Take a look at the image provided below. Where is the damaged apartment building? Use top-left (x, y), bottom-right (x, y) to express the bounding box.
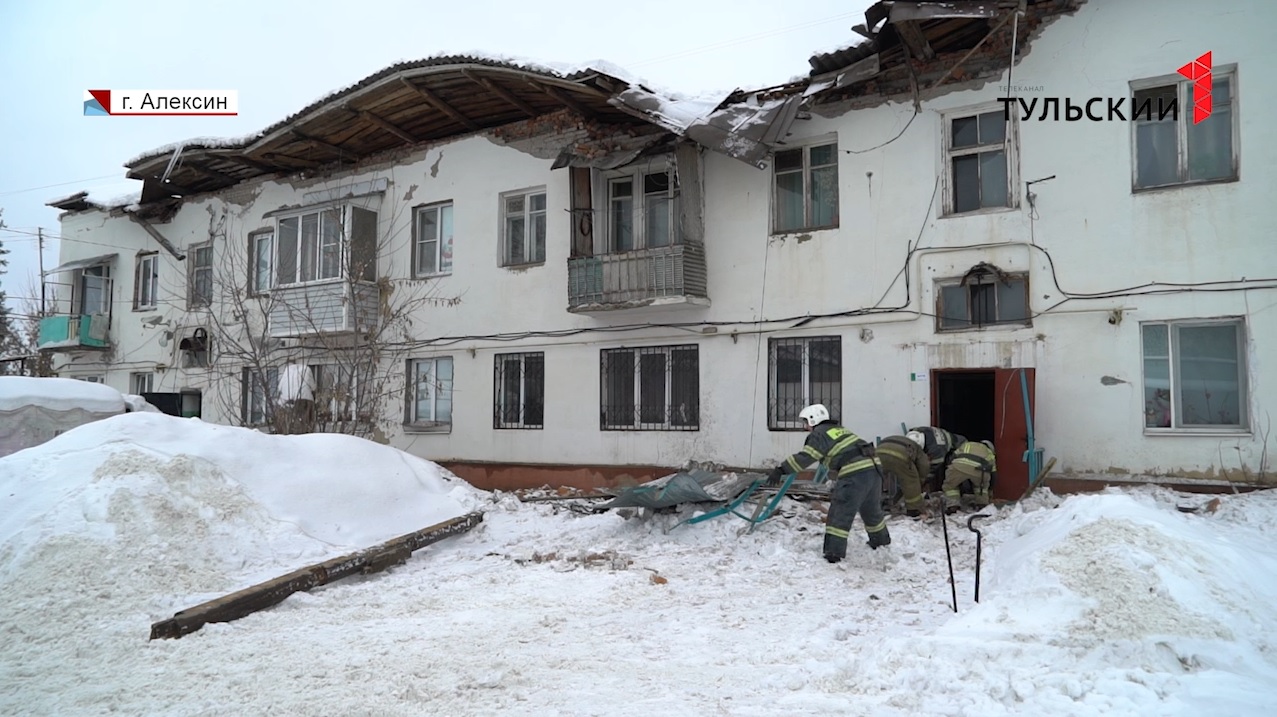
top-left (41, 0), bottom-right (1274, 494)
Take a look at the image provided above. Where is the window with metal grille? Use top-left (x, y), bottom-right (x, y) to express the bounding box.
top-left (600, 345), bottom-right (699, 430)
top-left (768, 336), bottom-right (841, 430)
top-left (493, 352), bottom-right (545, 429)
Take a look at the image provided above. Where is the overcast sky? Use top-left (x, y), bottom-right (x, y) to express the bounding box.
top-left (0, 0), bottom-right (873, 318)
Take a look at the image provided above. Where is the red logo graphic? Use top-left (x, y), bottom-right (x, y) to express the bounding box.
top-left (1177, 51), bottom-right (1212, 124)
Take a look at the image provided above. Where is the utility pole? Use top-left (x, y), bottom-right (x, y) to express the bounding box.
top-left (37, 228), bottom-right (46, 314)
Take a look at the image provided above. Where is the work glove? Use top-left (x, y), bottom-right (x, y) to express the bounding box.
top-left (764, 466), bottom-right (785, 487)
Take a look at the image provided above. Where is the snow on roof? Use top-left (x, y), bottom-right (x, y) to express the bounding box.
top-left (124, 51), bottom-right (701, 167)
top-left (45, 187), bottom-right (143, 212)
top-left (123, 133), bottom-right (268, 167)
top-left (0, 376), bottom-right (128, 414)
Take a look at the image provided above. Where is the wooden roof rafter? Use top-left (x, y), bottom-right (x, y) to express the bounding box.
top-left (398, 77), bottom-right (480, 131)
top-left (462, 70), bottom-right (539, 118)
top-left (345, 104), bottom-right (418, 144)
top-left (524, 79), bottom-right (590, 117)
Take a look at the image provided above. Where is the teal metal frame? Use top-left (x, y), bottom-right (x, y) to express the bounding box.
top-left (1019, 369), bottom-right (1046, 494)
top-left (670, 464), bottom-right (830, 533)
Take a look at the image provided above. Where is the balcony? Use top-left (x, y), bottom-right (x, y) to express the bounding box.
top-left (567, 244), bottom-right (709, 313)
top-left (267, 280), bottom-right (381, 339)
top-left (37, 314), bottom-right (110, 351)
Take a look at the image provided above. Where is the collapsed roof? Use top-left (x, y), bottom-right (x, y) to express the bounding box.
top-left (48, 0), bottom-right (1085, 215)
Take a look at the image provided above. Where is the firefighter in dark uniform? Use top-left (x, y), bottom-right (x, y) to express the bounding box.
top-left (942, 439), bottom-right (998, 513)
top-left (909, 425), bottom-right (967, 492)
top-left (875, 431), bottom-right (931, 518)
top-left (765, 404), bottom-right (891, 563)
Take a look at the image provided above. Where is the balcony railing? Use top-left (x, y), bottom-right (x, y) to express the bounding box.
top-left (37, 314), bottom-right (110, 350)
top-left (267, 280), bottom-right (381, 338)
top-left (567, 244), bottom-right (708, 311)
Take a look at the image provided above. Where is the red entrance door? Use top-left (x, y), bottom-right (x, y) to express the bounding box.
top-left (992, 367), bottom-right (1036, 500)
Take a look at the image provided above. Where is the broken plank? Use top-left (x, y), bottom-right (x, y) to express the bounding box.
top-left (517, 493), bottom-right (611, 502)
top-left (149, 511), bottom-right (483, 640)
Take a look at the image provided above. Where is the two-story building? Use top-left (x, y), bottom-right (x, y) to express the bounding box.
top-left (42, 0), bottom-right (1275, 496)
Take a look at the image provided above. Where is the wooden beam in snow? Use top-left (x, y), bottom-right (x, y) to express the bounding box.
top-left (149, 511), bottom-right (484, 640)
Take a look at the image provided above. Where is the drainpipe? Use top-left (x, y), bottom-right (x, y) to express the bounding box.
top-left (127, 213), bottom-right (187, 261)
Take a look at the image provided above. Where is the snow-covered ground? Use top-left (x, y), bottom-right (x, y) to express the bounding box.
top-left (2, 411), bottom-right (1276, 716)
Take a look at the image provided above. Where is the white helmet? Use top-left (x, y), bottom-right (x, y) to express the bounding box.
top-left (906, 430), bottom-right (926, 448)
top-left (982, 440), bottom-right (995, 451)
top-left (798, 404), bottom-right (830, 428)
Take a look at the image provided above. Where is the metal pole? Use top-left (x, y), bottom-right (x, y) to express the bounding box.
top-left (967, 514), bottom-right (990, 603)
top-left (940, 498), bottom-right (957, 612)
top-left (37, 228), bottom-right (46, 314)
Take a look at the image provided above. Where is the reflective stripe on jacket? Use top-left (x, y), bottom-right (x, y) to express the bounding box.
top-left (951, 441), bottom-right (997, 474)
top-left (877, 436), bottom-right (930, 479)
top-left (784, 422), bottom-right (881, 479)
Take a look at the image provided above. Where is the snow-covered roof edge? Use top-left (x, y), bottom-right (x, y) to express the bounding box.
top-left (125, 52), bottom-right (657, 166)
top-left (46, 188), bottom-right (143, 212)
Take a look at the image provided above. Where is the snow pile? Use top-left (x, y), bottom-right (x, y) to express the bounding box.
top-left (0, 376), bottom-right (127, 413)
top-left (2, 415), bottom-right (1276, 717)
top-left (0, 412), bottom-right (484, 591)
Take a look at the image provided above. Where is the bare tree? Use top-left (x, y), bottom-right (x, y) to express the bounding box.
top-left (0, 208), bottom-right (31, 375)
top-left (17, 276), bottom-right (54, 377)
top-left (188, 170), bottom-right (460, 441)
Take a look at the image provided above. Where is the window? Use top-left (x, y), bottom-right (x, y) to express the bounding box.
top-left (250, 231), bottom-right (274, 294)
top-left (605, 168), bottom-right (680, 253)
top-left (277, 209), bottom-right (341, 284)
top-left (134, 253), bottom-right (158, 310)
top-left (1142, 319), bottom-right (1248, 431)
top-left (189, 243), bottom-right (213, 308)
top-left (414, 202), bottom-right (454, 277)
top-left (242, 366), bottom-right (279, 426)
top-left (310, 362), bottom-right (374, 423)
top-left (768, 337), bottom-right (841, 430)
top-left (501, 190), bottom-right (547, 266)
top-left (936, 273), bottom-right (1030, 331)
top-left (494, 352), bottom-right (545, 429)
top-left (74, 375), bottom-right (105, 383)
top-left (600, 345), bottom-right (699, 431)
top-left (944, 109), bottom-right (1014, 214)
top-left (1132, 68), bottom-right (1237, 190)
top-left (273, 205), bottom-right (377, 285)
top-left (130, 372), bottom-right (154, 395)
top-left (179, 328), bottom-right (211, 368)
top-left (79, 265), bottom-right (111, 316)
top-left (772, 141), bottom-right (838, 233)
top-left (407, 357), bottom-right (454, 428)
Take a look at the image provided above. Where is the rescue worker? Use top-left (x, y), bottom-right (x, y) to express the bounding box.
top-left (942, 439), bottom-right (997, 514)
top-left (875, 431), bottom-right (931, 518)
top-left (764, 404), bottom-right (890, 563)
top-left (909, 425), bottom-right (967, 492)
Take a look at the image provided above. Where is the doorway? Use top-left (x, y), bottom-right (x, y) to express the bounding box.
top-left (933, 370), bottom-right (995, 444)
top-left (931, 367), bottom-right (1036, 500)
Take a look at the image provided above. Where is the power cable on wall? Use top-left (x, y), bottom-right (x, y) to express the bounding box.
top-left (746, 232), bottom-right (775, 468)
